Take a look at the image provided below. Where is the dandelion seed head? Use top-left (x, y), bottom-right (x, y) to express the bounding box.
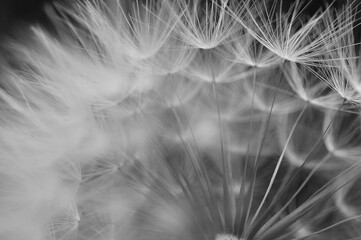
top-left (2, 0), bottom-right (361, 240)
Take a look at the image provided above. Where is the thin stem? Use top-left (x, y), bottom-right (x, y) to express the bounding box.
top-left (250, 103), bottom-right (308, 227)
top-left (208, 50), bottom-right (233, 232)
top-left (249, 99), bottom-right (347, 235)
top-left (241, 61), bottom-right (285, 239)
top-left (235, 68), bottom-right (257, 236)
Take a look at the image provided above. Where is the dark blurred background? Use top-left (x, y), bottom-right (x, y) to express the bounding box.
top-left (0, 0), bottom-right (53, 37)
top-left (0, 0), bottom-right (356, 38)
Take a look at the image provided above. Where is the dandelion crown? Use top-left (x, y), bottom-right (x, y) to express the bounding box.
top-left (1, 0), bottom-right (361, 239)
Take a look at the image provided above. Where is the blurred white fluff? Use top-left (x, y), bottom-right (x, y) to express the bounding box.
top-left (2, 0), bottom-right (361, 240)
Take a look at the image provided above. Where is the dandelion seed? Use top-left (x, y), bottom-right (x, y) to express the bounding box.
top-left (48, 202), bottom-right (80, 240)
top-left (217, 18), bottom-right (282, 68)
top-left (168, 0), bottom-right (239, 49)
top-left (313, 1), bottom-right (361, 106)
top-left (228, 0), bottom-right (341, 66)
